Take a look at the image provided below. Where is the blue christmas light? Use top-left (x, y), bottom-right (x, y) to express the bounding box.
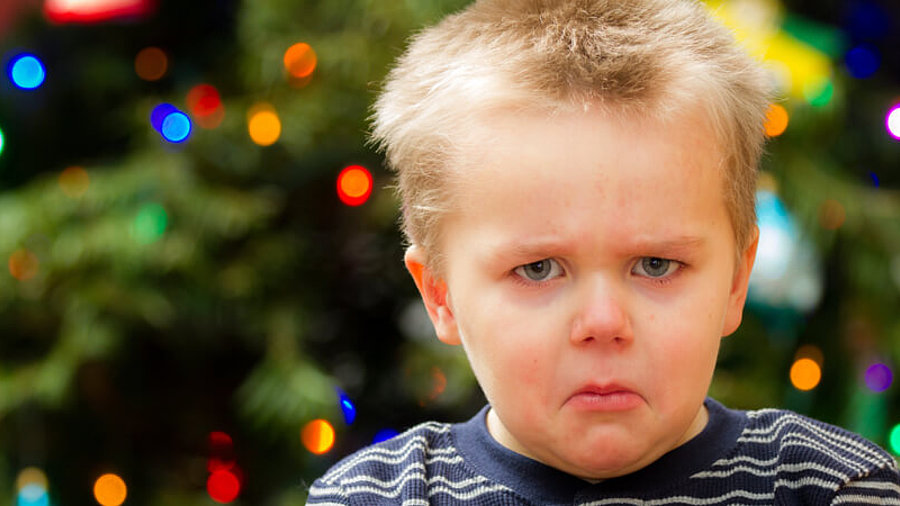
top-left (17, 483), bottom-right (49, 506)
top-left (150, 103), bottom-right (177, 132)
top-left (339, 392), bottom-right (357, 425)
top-left (869, 171), bottom-right (880, 187)
top-left (373, 429), bottom-right (399, 444)
top-left (161, 111), bottom-right (191, 143)
top-left (9, 54), bottom-right (45, 90)
top-left (845, 45), bottom-right (880, 79)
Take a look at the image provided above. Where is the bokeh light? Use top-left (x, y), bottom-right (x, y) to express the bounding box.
top-left (161, 111), bottom-right (191, 143)
top-left (150, 103), bottom-right (177, 132)
top-left (869, 171), bottom-right (880, 187)
top-left (301, 419), bottom-right (335, 454)
top-left (93, 473), bottom-right (127, 506)
top-left (44, 0), bottom-right (152, 23)
top-left (131, 203), bottom-right (167, 244)
top-left (207, 469), bottom-right (241, 503)
top-left (886, 105), bottom-right (900, 140)
top-left (337, 165), bottom-right (373, 206)
top-left (59, 166), bottom-right (90, 198)
top-left (186, 84), bottom-right (224, 129)
top-left (209, 431), bottom-right (233, 447)
top-left (134, 46), bottom-right (168, 81)
top-left (0, 126), bottom-right (5, 157)
top-left (845, 45), bottom-right (880, 79)
top-left (790, 358), bottom-right (821, 391)
top-left (429, 366), bottom-right (447, 401)
top-left (890, 424), bottom-right (900, 455)
top-left (9, 249), bottom-right (39, 281)
top-left (283, 42), bottom-right (317, 79)
top-left (865, 363), bottom-right (893, 393)
top-left (17, 484), bottom-right (49, 506)
top-left (818, 199), bottom-right (845, 230)
top-left (16, 467), bottom-right (49, 492)
top-left (804, 78), bottom-right (833, 107)
top-left (373, 429), bottom-right (399, 444)
top-left (9, 54), bottom-right (46, 90)
top-left (247, 103), bottom-right (281, 146)
top-left (208, 431), bottom-right (235, 472)
top-left (764, 103), bottom-right (789, 137)
top-left (16, 467), bottom-right (49, 506)
top-left (150, 103), bottom-right (192, 143)
top-left (338, 391), bottom-right (356, 425)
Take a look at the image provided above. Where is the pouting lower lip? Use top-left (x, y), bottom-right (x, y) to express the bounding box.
top-left (565, 389), bottom-right (643, 411)
top-left (572, 384), bottom-right (634, 396)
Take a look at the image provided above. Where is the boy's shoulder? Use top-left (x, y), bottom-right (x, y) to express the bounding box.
top-left (738, 405), bottom-right (897, 470)
top-left (701, 404), bottom-right (900, 502)
top-left (306, 417), bottom-right (511, 505)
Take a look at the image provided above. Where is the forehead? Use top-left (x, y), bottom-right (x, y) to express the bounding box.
top-left (441, 107), bottom-right (732, 258)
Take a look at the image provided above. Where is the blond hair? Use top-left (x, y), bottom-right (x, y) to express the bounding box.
top-left (372, 0), bottom-right (771, 269)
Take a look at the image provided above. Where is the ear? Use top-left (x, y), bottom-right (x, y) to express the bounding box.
top-left (404, 246), bottom-right (462, 346)
top-left (722, 226), bottom-right (759, 337)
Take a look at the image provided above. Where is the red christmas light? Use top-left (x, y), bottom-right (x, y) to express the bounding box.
top-left (207, 469), bottom-right (240, 503)
top-left (337, 165), bottom-right (373, 206)
top-left (186, 84), bottom-right (224, 129)
top-left (207, 431), bottom-right (235, 473)
top-left (44, 0), bottom-right (154, 24)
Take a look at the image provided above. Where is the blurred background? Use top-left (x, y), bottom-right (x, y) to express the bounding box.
top-left (0, 0), bottom-right (898, 504)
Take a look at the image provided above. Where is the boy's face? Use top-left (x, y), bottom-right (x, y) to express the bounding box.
top-left (406, 107), bottom-right (757, 480)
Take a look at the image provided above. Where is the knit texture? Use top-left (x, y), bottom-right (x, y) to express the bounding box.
top-left (306, 399), bottom-right (900, 505)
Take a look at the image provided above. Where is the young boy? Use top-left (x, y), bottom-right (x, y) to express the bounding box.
top-left (308, 0), bottom-right (900, 503)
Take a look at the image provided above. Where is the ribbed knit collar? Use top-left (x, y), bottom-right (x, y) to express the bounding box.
top-left (452, 397), bottom-right (748, 505)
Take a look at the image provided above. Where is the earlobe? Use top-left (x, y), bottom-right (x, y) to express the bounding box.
top-left (722, 227), bottom-right (759, 336)
top-left (404, 246), bottom-right (462, 346)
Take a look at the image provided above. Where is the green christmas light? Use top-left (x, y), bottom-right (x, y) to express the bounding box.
top-left (131, 203), bottom-right (168, 244)
top-left (805, 79), bottom-right (834, 108)
top-left (890, 424), bottom-right (900, 455)
top-left (0, 126), bottom-right (5, 157)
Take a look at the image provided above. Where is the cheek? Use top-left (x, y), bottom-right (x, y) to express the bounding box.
top-left (639, 292), bottom-right (724, 379)
top-left (457, 300), bottom-right (557, 384)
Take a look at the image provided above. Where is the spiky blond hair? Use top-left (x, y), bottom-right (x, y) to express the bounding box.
top-left (372, 0), bottom-right (771, 269)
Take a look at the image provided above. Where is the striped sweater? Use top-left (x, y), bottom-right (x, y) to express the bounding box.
top-left (307, 398), bottom-right (900, 505)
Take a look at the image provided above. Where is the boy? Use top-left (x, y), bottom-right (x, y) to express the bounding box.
top-left (308, 0), bottom-right (900, 503)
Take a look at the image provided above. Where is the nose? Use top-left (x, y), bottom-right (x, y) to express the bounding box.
top-left (569, 276), bottom-right (632, 346)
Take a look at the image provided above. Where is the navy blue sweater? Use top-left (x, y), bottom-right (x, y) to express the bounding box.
top-left (307, 398), bottom-right (900, 504)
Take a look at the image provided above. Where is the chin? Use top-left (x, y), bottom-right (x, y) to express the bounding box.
top-left (559, 445), bottom-right (651, 480)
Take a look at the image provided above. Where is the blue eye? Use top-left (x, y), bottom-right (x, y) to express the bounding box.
top-left (634, 257), bottom-right (677, 278)
top-left (514, 258), bottom-right (563, 282)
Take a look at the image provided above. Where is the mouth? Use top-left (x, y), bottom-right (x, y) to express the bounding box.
top-left (565, 384), bottom-right (643, 412)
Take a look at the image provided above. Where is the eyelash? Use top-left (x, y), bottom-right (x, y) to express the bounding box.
top-left (510, 257), bottom-right (685, 288)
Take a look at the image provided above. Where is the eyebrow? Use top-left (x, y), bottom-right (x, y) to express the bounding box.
top-left (628, 235), bottom-right (708, 253)
top-left (486, 234), bottom-right (708, 263)
top-left (483, 236), bottom-right (574, 263)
